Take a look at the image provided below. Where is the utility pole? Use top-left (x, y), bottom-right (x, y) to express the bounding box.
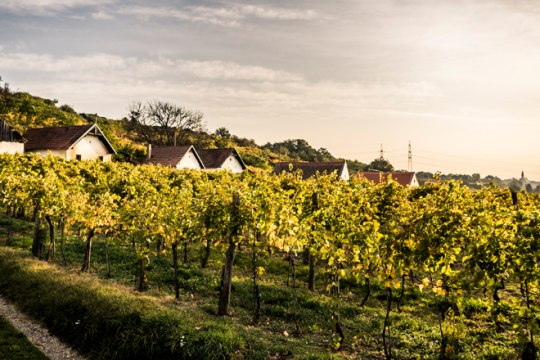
top-left (379, 144), bottom-right (384, 161)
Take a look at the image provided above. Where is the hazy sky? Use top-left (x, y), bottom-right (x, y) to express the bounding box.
top-left (1, 0), bottom-right (539, 179)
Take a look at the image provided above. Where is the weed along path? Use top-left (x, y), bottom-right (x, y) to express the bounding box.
top-left (0, 295), bottom-right (86, 360)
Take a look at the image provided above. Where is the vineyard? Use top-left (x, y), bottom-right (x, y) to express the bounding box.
top-left (0, 153), bottom-right (539, 359)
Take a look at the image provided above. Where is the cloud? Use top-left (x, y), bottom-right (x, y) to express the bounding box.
top-left (122, 6), bottom-right (239, 28)
top-left (122, 3), bottom-right (324, 27)
top-left (0, 51), bottom-right (435, 98)
top-left (0, 51), bottom-right (439, 126)
top-left (0, 0), bottom-right (323, 27)
top-left (174, 60), bottom-right (303, 82)
top-left (0, 53), bottom-right (127, 74)
top-left (91, 10), bottom-right (114, 20)
top-left (0, 0), bottom-right (114, 15)
top-left (236, 5), bottom-right (319, 21)
top-left (0, 52), bottom-right (305, 83)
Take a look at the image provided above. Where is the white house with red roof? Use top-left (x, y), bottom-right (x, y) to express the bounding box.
top-left (273, 161), bottom-right (350, 180)
top-left (197, 148), bottom-right (246, 173)
top-left (146, 145), bottom-right (205, 169)
top-left (24, 124), bottom-right (116, 161)
top-left (357, 172), bottom-right (419, 187)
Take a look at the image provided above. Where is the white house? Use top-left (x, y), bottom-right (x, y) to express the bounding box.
top-left (357, 172), bottom-right (419, 187)
top-left (0, 119), bottom-right (24, 155)
top-left (24, 124), bottom-right (116, 161)
top-left (197, 148), bottom-right (246, 173)
top-left (273, 161), bottom-right (350, 180)
top-left (146, 145), bottom-right (205, 169)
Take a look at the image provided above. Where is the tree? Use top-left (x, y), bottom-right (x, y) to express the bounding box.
top-left (214, 127), bottom-right (233, 148)
top-left (411, 180), bottom-right (472, 358)
top-left (367, 158), bottom-right (394, 172)
top-left (0, 76), bottom-right (13, 115)
top-left (128, 100), bottom-right (205, 146)
top-left (513, 195), bottom-right (540, 358)
top-left (214, 127), bottom-right (231, 139)
top-left (263, 139), bottom-right (335, 162)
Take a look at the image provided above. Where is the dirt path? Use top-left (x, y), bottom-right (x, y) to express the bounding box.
top-left (0, 295), bottom-right (86, 360)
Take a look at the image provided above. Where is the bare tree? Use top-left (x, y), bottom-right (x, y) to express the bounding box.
top-left (128, 100), bottom-right (205, 146)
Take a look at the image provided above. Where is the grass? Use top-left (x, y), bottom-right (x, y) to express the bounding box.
top-left (0, 247), bottom-right (344, 359)
top-left (0, 212), bottom-right (532, 359)
top-left (0, 314), bottom-right (48, 360)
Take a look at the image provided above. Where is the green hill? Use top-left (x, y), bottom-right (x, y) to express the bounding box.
top-left (0, 80), bottom-right (365, 171)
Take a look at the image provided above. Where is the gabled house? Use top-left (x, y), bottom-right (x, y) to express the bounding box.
top-left (24, 124), bottom-right (116, 161)
top-left (146, 145), bottom-right (205, 169)
top-left (273, 161), bottom-right (349, 180)
top-left (357, 172), bottom-right (419, 187)
top-left (0, 119), bottom-right (24, 154)
top-left (197, 148), bottom-right (246, 173)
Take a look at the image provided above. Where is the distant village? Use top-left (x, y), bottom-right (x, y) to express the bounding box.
top-left (0, 118), bottom-right (536, 191)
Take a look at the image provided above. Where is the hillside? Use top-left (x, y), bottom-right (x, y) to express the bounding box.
top-left (0, 83), bottom-right (365, 171)
top-left (2, 84), bottom-right (537, 192)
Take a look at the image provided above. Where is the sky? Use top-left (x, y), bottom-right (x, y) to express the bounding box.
top-left (1, 0), bottom-right (539, 179)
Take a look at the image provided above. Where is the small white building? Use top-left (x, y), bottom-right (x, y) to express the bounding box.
top-left (146, 145), bottom-right (205, 169)
top-left (24, 124), bottom-right (116, 161)
top-left (197, 148), bottom-right (246, 173)
top-left (273, 161), bottom-right (350, 180)
top-left (357, 172), bottom-right (419, 187)
top-left (0, 119), bottom-right (24, 155)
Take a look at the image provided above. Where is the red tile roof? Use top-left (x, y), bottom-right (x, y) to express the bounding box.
top-left (147, 145), bottom-right (204, 168)
top-left (197, 148), bottom-right (246, 170)
top-left (357, 172), bottom-right (417, 186)
top-left (25, 125), bottom-right (93, 150)
top-left (24, 124), bottom-right (115, 154)
top-left (273, 161), bottom-right (347, 179)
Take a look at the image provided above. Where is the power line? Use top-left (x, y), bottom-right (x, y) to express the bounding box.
top-left (413, 153), bottom-right (540, 169)
top-left (339, 147), bottom-right (403, 156)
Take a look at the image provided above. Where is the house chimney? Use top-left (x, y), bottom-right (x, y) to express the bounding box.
top-left (146, 143), bottom-right (152, 160)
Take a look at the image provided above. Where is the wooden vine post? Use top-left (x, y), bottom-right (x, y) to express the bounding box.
top-left (218, 192), bottom-right (240, 316)
top-left (308, 191), bottom-right (318, 291)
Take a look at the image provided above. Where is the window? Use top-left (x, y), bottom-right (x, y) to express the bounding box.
top-left (76, 154), bottom-right (82, 160)
top-left (98, 156), bottom-right (104, 161)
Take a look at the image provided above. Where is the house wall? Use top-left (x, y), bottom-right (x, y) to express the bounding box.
top-left (340, 163), bottom-right (350, 181)
top-left (71, 134), bottom-right (112, 161)
top-left (409, 174), bottom-right (419, 187)
top-left (0, 141), bottom-right (24, 155)
top-left (176, 150), bottom-right (203, 169)
top-left (220, 155), bottom-right (244, 173)
top-left (29, 149), bottom-right (67, 158)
